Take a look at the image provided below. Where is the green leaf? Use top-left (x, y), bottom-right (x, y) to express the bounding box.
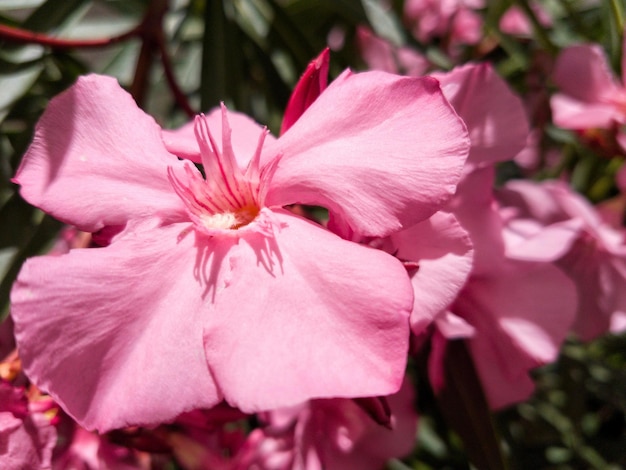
top-left (201, 0), bottom-right (237, 109)
top-left (361, 0), bottom-right (405, 46)
top-left (21, 0), bottom-right (92, 33)
top-left (0, 63), bottom-right (43, 123)
top-left (264, 0), bottom-right (319, 70)
top-left (0, 212), bottom-right (62, 321)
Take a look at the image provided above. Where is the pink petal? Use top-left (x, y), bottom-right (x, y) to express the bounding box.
top-left (455, 261), bottom-right (577, 409)
top-left (0, 383), bottom-right (56, 470)
top-left (553, 44), bottom-right (622, 103)
top-left (357, 27), bottom-right (429, 77)
top-left (13, 74), bottom-right (187, 233)
top-left (450, 7), bottom-right (483, 45)
top-left (241, 378), bottom-right (417, 470)
top-left (433, 63), bottom-right (529, 169)
top-left (357, 27), bottom-right (401, 74)
top-left (280, 48), bottom-right (330, 135)
top-left (501, 218), bottom-right (582, 262)
top-left (162, 107), bottom-right (274, 166)
top-left (435, 311), bottom-right (475, 338)
top-left (266, 71), bottom-right (470, 238)
top-left (499, 3), bottom-right (552, 36)
top-left (447, 167), bottom-right (506, 277)
top-left (558, 240), bottom-right (626, 341)
top-left (551, 94), bottom-right (622, 129)
top-left (390, 211), bottom-right (473, 334)
top-left (611, 312), bottom-right (626, 334)
top-left (203, 209), bottom-right (412, 411)
top-left (11, 220), bottom-right (222, 432)
top-left (497, 179), bottom-right (626, 341)
top-left (306, 379), bottom-right (417, 469)
top-left (397, 47), bottom-right (430, 76)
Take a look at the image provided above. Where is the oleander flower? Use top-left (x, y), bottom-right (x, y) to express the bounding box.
top-left (356, 27), bottom-right (429, 78)
top-left (496, 179), bottom-right (626, 340)
top-left (443, 168), bottom-right (578, 408)
top-left (0, 381), bottom-right (57, 470)
top-left (11, 72), bottom-right (469, 432)
top-left (551, 31), bottom-right (626, 151)
top-left (499, 2), bottom-right (552, 37)
top-left (233, 378), bottom-right (417, 470)
top-left (403, 0), bottom-right (485, 48)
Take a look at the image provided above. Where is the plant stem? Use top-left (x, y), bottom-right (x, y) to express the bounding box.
top-left (0, 22), bottom-right (140, 49)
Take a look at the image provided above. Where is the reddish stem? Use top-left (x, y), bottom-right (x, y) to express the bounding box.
top-left (0, 23), bottom-right (140, 49)
top-left (157, 37), bottom-right (196, 117)
top-left (130, 0), bottom-right (167, 106)
top-left (129, 0), bottom-right (196, 116)
top-left (0, 0), bottom-right (196, 117)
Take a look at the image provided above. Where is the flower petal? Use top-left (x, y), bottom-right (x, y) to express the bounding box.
top-left (447, 167), bottom-right (506, 277)
top-left (13, 74), bottom-right (186, 232)
top-left (553, 44), bottom-right (622, 102)
top-left (433, 63), bottom-right (529, 169)
top-left (455, 261), bottom-right (577, 409)
top-left (11, 221), bottom-right (222, 432)
top-left (203, 209), bottom-right (412, 411)
top-left (390, 211), bottom-right (473, 334)
top-left (280, 48), bottom-right (330, 135)
top-left (551, 94), bottom-right (622, 129)
top-left (265, 71), bottom-right (469, 238)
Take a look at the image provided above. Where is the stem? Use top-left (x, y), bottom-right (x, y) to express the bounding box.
top-left (0, 0), bottom-right (195, 116)
top-left (157, 35), bottom-right (196, 117)
top-left (0, 22), bottom-right (140, 49)
top-left (130, 0), bottom-right (168, 107)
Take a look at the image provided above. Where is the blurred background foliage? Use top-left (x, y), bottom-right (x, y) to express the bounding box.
top-left (1, 0), bottom-right (625, 468)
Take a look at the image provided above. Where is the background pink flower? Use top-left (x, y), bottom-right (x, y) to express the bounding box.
top-left (551, 30), bottom-right (626, 151)
top-left (234, 379), bottom-right (417, 470)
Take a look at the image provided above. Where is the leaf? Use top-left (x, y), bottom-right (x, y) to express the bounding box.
top-left (0, 63), bottom-right (43, 123)
top-left (0, 212), bottom-right (62, 321)
top-left (200, 0), bottom-right (236, 109)
top-left (361, 0), bottom-right (406, 47)
top-left (21, 0), bottom-right (92, 33)
top-left (264, 0), bottom-right (318, 70)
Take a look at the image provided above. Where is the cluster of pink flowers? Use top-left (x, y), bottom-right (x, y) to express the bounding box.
top-left (3, 3), bottom-right (626, 469)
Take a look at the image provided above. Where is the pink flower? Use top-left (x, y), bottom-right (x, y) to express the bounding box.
top-left (551, 32), bottom-right (626, 151)
top-left (440, 168), bottom-right (578, 408)
top-left (387, 211), bottom-right (474, 334)
top-left (356, 27), bottom-right (429, 77)
top-left (431, 63), bottom-right (529, 172)
top-left (0, 381), bottom-right (57, 470)
top-left (403, 0), bottom-right (485, 47)
top-left (234, 379), bottom-right (417, 470)
top-left (11, 72), bottom-right (469, 432)
top-left (496, 179), bottom-right (626, 339)
top-left (386, 63), bottom-right (528, 335)
top-left (499, 2), bottom-right (552, 37)
top-left (52, 425), bottom-right (151, 470)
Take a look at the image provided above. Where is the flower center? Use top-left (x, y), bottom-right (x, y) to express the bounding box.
top-left (199, 204), bottom-right (260, 230)
top-left (168, 107), bottom-right (275, 235)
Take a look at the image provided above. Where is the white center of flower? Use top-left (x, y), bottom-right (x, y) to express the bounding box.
top-left (199, 205), bottom-right (259, 230)
top-left (168, 107), bottom-right (277, 235)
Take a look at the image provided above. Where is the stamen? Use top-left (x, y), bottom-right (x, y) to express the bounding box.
top-left (168, 108), bottom-right (270, 233)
